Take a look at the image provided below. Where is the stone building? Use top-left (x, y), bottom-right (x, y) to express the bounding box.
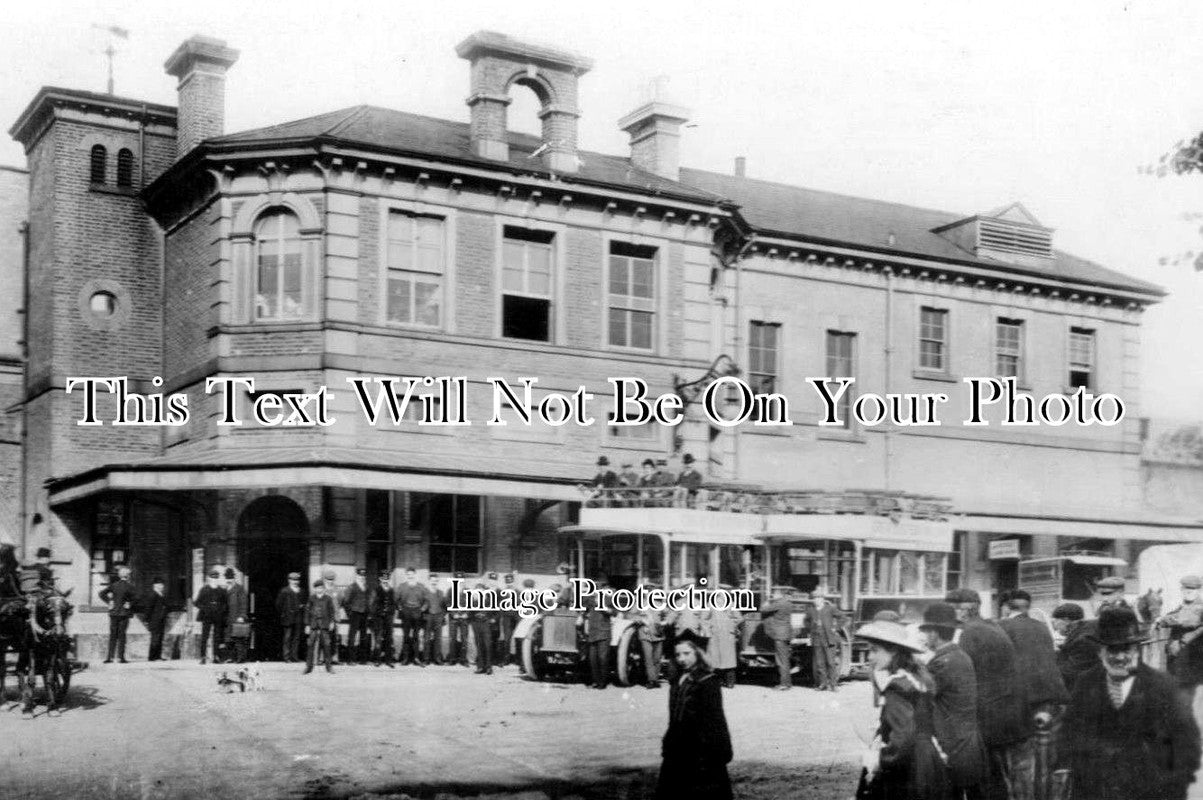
top-left (7, 31), bottom-right (1200, 655)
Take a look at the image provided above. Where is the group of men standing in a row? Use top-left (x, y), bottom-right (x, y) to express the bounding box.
top-left (272, 567), bottom-right (525, 675)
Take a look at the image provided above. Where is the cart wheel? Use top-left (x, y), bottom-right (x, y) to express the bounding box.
top-left (614, 625), bottom-right (643, 687)
top-left (521, 623), bottom-right (542, 681)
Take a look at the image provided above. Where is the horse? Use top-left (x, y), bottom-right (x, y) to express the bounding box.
top-left (0, 595), bottom-right (32, 707)
top-left (17, 593), bottom-right (73, 717)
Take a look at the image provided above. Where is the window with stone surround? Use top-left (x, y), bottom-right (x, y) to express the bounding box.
top-left (1068, 327), bottom-right (1095, 390)
top-left (253, 209), bottom-right (312, 321)
top-left (996, 318), bottom-right (1024, 381)
top-left (418, 494), bottom-right (482, 575)
top-left (918, 307), bottom-right (948, 372)
top-left (502, 226), bottom-right (554, 342)
top-left (385, 211), bottom-right (444, 328)
top-left (825, 330), bottom-right (856, 428)
top-left (608, 242), bottom-right (656, 351)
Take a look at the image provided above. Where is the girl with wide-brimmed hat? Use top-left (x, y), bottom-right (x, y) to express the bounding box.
top-left (854, 620), bottom-right (952, 800)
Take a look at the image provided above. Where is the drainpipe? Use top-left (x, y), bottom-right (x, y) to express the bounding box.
top-left (883, 266), bottom-right (894, 492)
top-left (729, 233), bottom-right (755, 482)
top-left (139, 104), bottom-right (147, 190)
top-left (18, 221), bottom-right (30, 544)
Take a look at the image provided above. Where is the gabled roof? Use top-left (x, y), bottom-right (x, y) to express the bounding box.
top-left (208, 105), bottom-right (724, 206)
top-left (679, 168), bottom-right (1162, 297)
top-left (203, 105), bottom-right (1160, 298)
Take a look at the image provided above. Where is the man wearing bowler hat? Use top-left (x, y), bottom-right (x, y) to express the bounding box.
top-left (1159, 574), bottom-right (1203, 708)
top-left (999, 589), bottom-right (1068, 749)
top-left (1059, 605), bottom-right (1200, 800)
top-left (920, 602), bottom-right (988, 797)
top-left (945, 587), bottom-right (1030, 800)
top-left (276, 571), bottom-right (305, 663)
top-left (304, 579), bottom-right (336, 674)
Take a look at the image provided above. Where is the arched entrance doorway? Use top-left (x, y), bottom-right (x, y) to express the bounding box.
top-left (236, 496), bottom-right (310, 660)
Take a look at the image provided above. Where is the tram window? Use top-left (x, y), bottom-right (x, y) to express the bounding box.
top-left (899, 552), bottom-right (921, 595)
top-left (717, 545), bottom-right (750, 589)
top-left (599, 536), bottom-right (639, 590)
top-left (923, 553), bottom-right (947, 594)
top-left (641, 537), bottom-right (664, 587)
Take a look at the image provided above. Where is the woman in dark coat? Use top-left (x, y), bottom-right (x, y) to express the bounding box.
top-left (855, 620), bottom-right (951, 800)
top-left (655, 630), bottom-right (733, 800)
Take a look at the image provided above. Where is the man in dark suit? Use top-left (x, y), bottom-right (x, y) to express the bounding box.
top-left (425, 573), bottom-right (449, 665)
top-left (809, 588), bottom-right (842, 692)
top-left (999, 589), bottom-right (1069, 782)
top-left (225, 567), bottom-right (249, 664)
top-left (99, 565), bottom-right (136, 664)
top-left (1060, 605), bottom-right (1201, 800)
top-left (341, 568), bottom-right (369, 665)
top-left (760, 587), bottom-right (794, 691)
top-left (497, 573), bottom-right (520, 666)
top-left (1051, 602), bottom-right (1095, 691)
top-left (143, 576), bottom-right (170, 661)
top-left (193, 568), bottom-right (228, 665)
top-left (448, 572), bottom-right (471, 666)
top-left (583, 578), bottom-right (617, 689)
top-left (470, 579), bottom-right (498, 675)
top-left (275, 572), bottom-right (305, 663)
top-left (395, 567), bottom-right (429, 666)
top-left (1159, 574), bottom-right (1203, 708)
top-left (304, 579), bottom-right (337, 674)
top-left (920, 602), bottom-right (989, 798)
top-left (946, 587), bottom-right (1031, 800)
top-left (368, 571), bottom-right (396, 667)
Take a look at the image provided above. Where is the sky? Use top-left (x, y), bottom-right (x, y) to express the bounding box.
top-left (3, 0), bottom-right (1202, 419)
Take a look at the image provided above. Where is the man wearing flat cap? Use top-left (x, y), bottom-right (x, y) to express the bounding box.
top-left (999, 589), bottom-right (1068, 749)
top-left (322, 568), bottom-right (342, 664)
top-left (224, 567), bottom-right (250, 664)
top-left (1059, 605), bottom-right (1201, 800)
top-left (945, 587), bottom-right (1031, 800)
top-left (1051, 603), bottom-right (1095, 691)
top-left (1159, 574), bottom-right (1203, 707)
top-left (193, 568), bottom-right (228, 665)
top-left (341, 568), bottom-right (369, 665)
top-left (920, 602), bottom-right (989, 796)
top-left (304, 579), bottom-right (336, 674)
top-left (276, 571), bottom-right (305, 662)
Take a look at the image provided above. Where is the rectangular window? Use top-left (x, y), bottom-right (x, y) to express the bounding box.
top-left (425, 494), bottom-right (482, 574)
top-left (91, 497), bottom-right (130, 607)
top-left (1068, 327), bottom-right (1095, 389)
top-left (918, 307), bottom-right (948, 371)
top-left (502, 226), bottom-right (554, 341)
top-left (386, 211), bottom-right (444, 327)
top-left (607, 410), bottom-right (657, 440)
top-left (996, 318), bottom-right (1024, 380)
top-left (365, 490), bottom-right (393, 579)
top-left (748, 322), bottom-right (780, 393)
top-left (825, 331), bottom-right (856, 427)
top-left (946, 531), bottom-right (967, 590)
top-left (608, 242), bottom-right (656, 350)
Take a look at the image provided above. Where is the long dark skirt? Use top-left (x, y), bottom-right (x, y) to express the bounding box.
top-left (655, 754), bottom-right (733, 800)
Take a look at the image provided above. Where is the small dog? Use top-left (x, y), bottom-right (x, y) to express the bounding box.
top-left (217, 671), bottom-right (245, 693)
top-left (239, 665), bottom-right (265, 692)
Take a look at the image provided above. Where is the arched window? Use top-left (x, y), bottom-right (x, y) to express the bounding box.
top-left (90, 145), bottom-right (107, 184)
top-left (116, 148), bottom-right (134, 188)
top-left (254, 209), bottom-right (305, 320)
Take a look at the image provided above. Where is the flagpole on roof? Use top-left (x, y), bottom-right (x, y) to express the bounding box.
top-left (91, 24), bottom-right (130, 95)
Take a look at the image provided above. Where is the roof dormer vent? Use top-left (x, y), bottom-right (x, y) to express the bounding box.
top-left (933, 202), bottom-right (1054, 268)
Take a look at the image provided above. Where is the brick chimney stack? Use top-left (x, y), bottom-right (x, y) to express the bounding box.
top-left (619, 101), bottom-right (691, 181)
top-left (456, 31), bottom-right (593, 173)
top-left (163, 35), bottom-right (240, 159)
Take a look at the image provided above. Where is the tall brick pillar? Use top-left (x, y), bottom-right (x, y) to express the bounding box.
top-left (163, 35), bottom-right (240, 159)
top-left (456, 31), bottom-right (593, 173)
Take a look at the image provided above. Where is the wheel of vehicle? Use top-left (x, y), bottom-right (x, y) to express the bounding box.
top-left (521, 623), bottom-right (542, 681)
top-left (614, 625), bottom-right (644, 687)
